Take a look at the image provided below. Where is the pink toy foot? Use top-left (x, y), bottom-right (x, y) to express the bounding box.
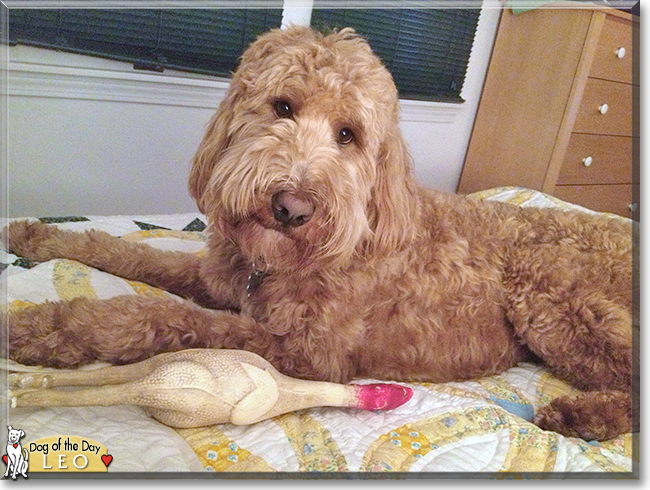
top-left (355, 383), bottom-right (413, 411)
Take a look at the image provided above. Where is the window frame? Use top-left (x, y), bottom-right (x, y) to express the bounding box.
top-left (8, 1), bottom-right (480, 103)
top-left (6, 1), bottom-right (488, 125)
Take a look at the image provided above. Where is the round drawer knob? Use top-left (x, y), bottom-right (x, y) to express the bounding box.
top-left (616, 47), bottom-right (626, 59)
top-left (582, 156), bottom-right (593, 167)
top-left (598, 104), bottom-right (609, 115)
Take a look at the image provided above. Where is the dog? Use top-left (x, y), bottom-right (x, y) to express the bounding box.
top-left (2, 27), bottom-right (635, 441)
top-left (4, 426), bottom-right (28, 479)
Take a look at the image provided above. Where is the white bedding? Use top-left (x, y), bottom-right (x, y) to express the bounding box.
top-left (0, 188), bottom-right (636, 475)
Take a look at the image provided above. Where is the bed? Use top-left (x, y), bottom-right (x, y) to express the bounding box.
top-left (1, 187), bottom-right (637, 476)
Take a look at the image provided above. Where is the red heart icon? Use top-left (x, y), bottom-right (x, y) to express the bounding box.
top-left (2, 455), bottom-right (7, 465)
top-left (13, 444), bottom-right (18, 449)
top-left (101, 454), bottom-right (113, 468)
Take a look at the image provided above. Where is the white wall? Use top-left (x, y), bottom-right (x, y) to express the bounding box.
top-left (6, 8), bottom-right (500, 218)
top-left (404, 6), bottom-right (501, 192)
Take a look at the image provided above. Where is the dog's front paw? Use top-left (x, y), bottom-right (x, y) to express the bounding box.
top-left (2, 220), bottom-right (63, 262)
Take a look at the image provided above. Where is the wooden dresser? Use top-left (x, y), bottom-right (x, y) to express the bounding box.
top-left (458, 6), bottom-right (639, 219)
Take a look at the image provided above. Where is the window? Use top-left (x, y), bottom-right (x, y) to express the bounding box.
top-left (8, 9), bottom-right (283, 76)
top-left (8, 6), bottom-right (480, 102)
top-left (311, 7), bottom-right (480, 102)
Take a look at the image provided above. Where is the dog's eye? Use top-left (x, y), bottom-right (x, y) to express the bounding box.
top-left (337, 128), bottom-right (354, 145)
top-left (273, 100), bottom-right (293, 118)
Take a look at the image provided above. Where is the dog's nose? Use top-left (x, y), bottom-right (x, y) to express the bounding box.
top-left (271, 191), bottom-right (315, 227)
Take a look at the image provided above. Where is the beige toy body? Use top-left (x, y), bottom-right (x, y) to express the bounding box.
top-left (6, 349), bottom-right (412, 428)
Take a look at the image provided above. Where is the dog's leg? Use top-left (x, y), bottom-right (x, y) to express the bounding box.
top-left (20, 452), bottom-right (28, 478)
top-left (533, 390), bottom-right (632, 441)
top-left (10, 453), bottom-right (17, 479)
top-left (3, 295), bottom-right (294, 372)
top-left (2, 220), bottom-right (226, 309)
top-left (504, 244), bottom-right (635, 440)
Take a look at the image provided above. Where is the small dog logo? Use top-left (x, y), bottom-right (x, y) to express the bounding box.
top-left (3, 425), bottom-right (29, 479)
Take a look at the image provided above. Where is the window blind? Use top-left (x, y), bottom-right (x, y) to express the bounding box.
top-left (8, 7), bottom-right (480, 101)
top-left (310, 7), bottom-right (481, 102)
top-left (8, 9), bottom-right (283, 76)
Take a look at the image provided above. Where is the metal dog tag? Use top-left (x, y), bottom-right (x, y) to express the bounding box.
top-left (246, 269), bottom-right (265, 298)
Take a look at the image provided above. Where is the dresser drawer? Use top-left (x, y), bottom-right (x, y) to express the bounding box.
top-left (590, 16), bottom-right (633, 84)
top-left (554, 183), bottom-right (637, 218)
top-left (556, 133), bottom-right (635, 185)
top-left (573, 78), bottom-right (635, 136)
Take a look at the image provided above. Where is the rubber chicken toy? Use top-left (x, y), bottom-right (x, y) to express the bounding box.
top-left (6, 349), bottom-right (413, 428)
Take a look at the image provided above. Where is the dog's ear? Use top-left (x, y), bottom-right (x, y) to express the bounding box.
top-left (7, 425), bottom-right (11, 431)
top-left (188, 84), bottom-right (242, 214)
top-left (19, 430), bottom-right (24, 438)
top-left (367, 129), bottom-right (419, 258)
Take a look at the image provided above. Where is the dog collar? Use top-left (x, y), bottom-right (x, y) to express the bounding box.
top-left (246, 259), bottom-right (267, 298)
